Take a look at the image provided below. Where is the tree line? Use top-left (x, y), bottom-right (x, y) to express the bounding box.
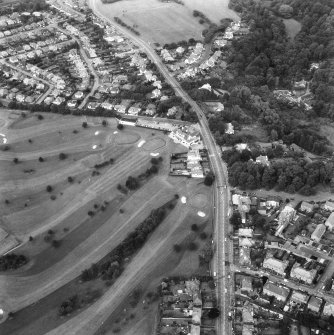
top-left (80, 197), bottom-right (178, 283)
top-left (0, 254), bottom-right (28, 271)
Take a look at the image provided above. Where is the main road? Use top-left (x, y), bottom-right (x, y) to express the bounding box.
top-left (90, 1), bottom-right (232, 333)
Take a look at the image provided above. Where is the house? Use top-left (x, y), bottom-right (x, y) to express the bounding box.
top-left (238, 228), bottom-right (253, 238)
top-left (175, 46), bottom-right (185, 54)
top-left (311, 224), bottom-right (326, 243)
top-left (290, 264), bottom-right (317, 285)
top-left (114, 105), bottom-right (126, 114)
top-left (263, 282), bottom-right (290, 302)
top-left (290, 291), bottom-right (308, 304)
top-left (263, 257), bottom-right (288, 275)
top-left (73, 91), bottom-right (84, 99)
top-left (199, 83), bottom-right (212, 91)
top-left (128, 106), bottom-right (141, 116)
top-left (167, 106), bottom-right (178, 117)
top-left (276, 205), bottom-right (296, 236)
top-left (323, 302), bottom-right (334, 317)
top-left (239, 247), bottom-right (251, 266)
top-left (308, 296), bottom-right (322, 313)
top-left (225, 123), bottom-right (234, 135)
top-left (52, 97), bottom-right (65, 105)
top-left (324, 201), bottom-right (334, 212)
top-left (87, 102), bottom-right (100, 110)
top-left (144, 104), bottom-right (156, 116)
top-left (242, 303), bottom-right (254, 324)
top-left (241, 276), bottom-right (253, 294)
top-left (256, 155), bottom-right (270, 166)
top-left (151, 89), bottom-right (161, 98)
top-left (300, 201), bottom-right (314, 213)
top-left (67, 100), bottom-right (77, 108)
top-left (325, 212), bottom-right (334, 231)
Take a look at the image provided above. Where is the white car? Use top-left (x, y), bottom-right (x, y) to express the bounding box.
top-left (224, 288), bottom-right (227, 293)
top-left (224, 238), bottom-right (227, 241)
top-left (213, 271), bottom-right (217, 277)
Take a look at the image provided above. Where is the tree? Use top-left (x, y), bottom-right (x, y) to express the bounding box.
top-left (13, 157), bottom-right (19, 164)
top-left (102, 120), bottom-right (107, 126)
top-left (29, 236), bottom-right (33, 241)
top-left (37, 114), bottom-right (44, 120)
top-left (38, 156), bottom-right (44, 162)
top-left (208, 307), bottom-right (220, 319)
top-left (125, 176), bottom-right (139, 190)
top-left (82, 122), bottom-right (88, 128)
top-left (52, 240), bottom-right (61, 248)
top-left (230, 212), bottom-right (242, 228)
top-left (67, 176), bottom-right (74, 183)
top-left (278, 4), bottom-right (293, 18)
top-left (117, 123), bottom-right (124, 130)
top-left (46, 185), bottom-right (53, 192)
top-left (204, 172), bottom-right (215, 186)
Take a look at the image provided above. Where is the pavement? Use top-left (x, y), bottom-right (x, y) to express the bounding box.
top-left (87, 1), bottom-right (233, 334)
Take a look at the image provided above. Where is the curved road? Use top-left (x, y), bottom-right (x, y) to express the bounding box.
top-left (87, 1), bottom-right (232, 334)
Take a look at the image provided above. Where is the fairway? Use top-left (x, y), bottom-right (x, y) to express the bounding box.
top-left (94, 0), bottom-right (239, 43)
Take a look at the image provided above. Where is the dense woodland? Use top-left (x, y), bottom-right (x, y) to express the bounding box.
top-left (204, 0), bottom-right (334, 155)
top-left (223, 147), bottom-right (334, 194)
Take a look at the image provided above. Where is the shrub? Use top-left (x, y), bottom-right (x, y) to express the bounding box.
top-left (28, 139), bottom-right (32, 143)
top-left (88, 210), bottom-right (95, 217)
top-left (204, 172), bottom-right (215, 186)
top-left (187, 242), bottom-right (198, 251)
top-left (50, 195), bottom-right (57, 200)
top-left (0, 254), bottom-right (28, 271)
top-left (48, 229), bottom-right (55, 235)
top-left (173, 244), bottom-right (182, 252)
top-left (52, 240), bottom-right (61, 248)
top-left (5, 199), bottom-right (10, 204)
top-left (38, 156), bottom-right (44, 162)
top-left (59, 152), bottom-right (67, 160)
top-left (37, 114), bottom-right (44, 120)
top-left (200, 232), bottom-right (208, 240)
top-left (67, 176), bottom-right (74, 183)
top-left (117, 123), bottom-right (124, 130)
top-left (102, 120), bottom-right (107, 126)
top-left (2, 145), bottom-right (10, 151)
top-left (13, 157), bottom-right (19, 164)
top-left (82, 122), bottom-right (88, 128)
top-left (191, 223), bottom-right (199, 231)
top-left (46, 185), bottom-right (53, 192)
top-left (151, 157), bottom-right (159, 165)
top-left (125, 176), bottom-right (139, 190)
top-left (73, 129), bottom-right (79, 134)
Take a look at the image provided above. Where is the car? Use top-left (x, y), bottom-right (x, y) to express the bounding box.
top-left (284, 279), bottom-right (288, 282)
top-left (213, 271), bottom-right (217, 277)
top-left (228, 274), bottom-right (231, 279)
top-left (224, 288), bottom-right (227, 293)
top-left (224, 238), bottom-right (227, 241)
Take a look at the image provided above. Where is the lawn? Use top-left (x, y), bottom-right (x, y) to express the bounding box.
top-left (93, 0), bottom-right (239, 44)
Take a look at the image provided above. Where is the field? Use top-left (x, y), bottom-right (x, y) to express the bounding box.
top-left (0, 109), bottom-right (213, 335)
top-left (283, 18), bottom-right (301, 40)
top-left (93, 0), bottom-right (239, 44)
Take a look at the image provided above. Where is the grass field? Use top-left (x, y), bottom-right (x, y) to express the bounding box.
top-left (0, 109), bottom-right (213, 335)
top-left (94, 0), bottom-right (239, 44)
top-left (283, 18), bottom-right (301, 40)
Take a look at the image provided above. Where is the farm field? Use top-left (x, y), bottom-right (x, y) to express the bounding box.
top-left (93, 0), bottom-right (239, 44)
top-left (0, 109), bottom-right (213, 335)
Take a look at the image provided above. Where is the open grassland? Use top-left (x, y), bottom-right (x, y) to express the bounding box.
top-left (94, 0), bottom-right (239, 44)
top-left (0, 109), bottom-right (213, 335)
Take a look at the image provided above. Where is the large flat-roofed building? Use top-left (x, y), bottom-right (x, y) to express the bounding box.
top-left (308, 296), bottom-right (322, 313)
top-left (276, 205), bottom-right (296, 236)
top-left (263, 282), bottom-right (290, 302)
top-left (300, 201), bottom-right (314, 213)
top-left (311, 224), bottom-right (326, 242)
top-left (323, 301), bottom-right (334, 317)
top-left (290, 264), bottom-right (317, 285)
top-left (263, 257), bottom-right (288, 275)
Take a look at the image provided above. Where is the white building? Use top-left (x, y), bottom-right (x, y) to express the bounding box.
top-left (263, 257), bottom-right (288, 275)
top-left (325, 212), bottom-right (334, 231)
top-left (290, 264), bottom-right (317, 285)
